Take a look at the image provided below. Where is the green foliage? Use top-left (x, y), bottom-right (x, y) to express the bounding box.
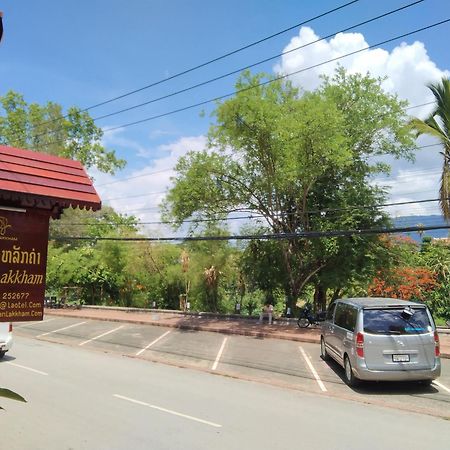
top-left (410, 77), bottom-right (450, 219)
top-left (50, 206), bottom-right (139, 249)
top-left (239, 233), bottom-right (287, 299)
top-left (0, 90), bottom-right (125, 174)
top-left (0, 388), bottom-right (26, 410)
top-left (420, 239), bottom-right (450, 318)
top-left (163, 68), bottom-right (414, 308)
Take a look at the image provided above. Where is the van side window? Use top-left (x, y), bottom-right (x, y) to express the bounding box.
top-left (334, 303), bottom-right (346, 328)
top-left (345, 306), bottom-right (357, 332)
top-left (334, 304), bottom-right (357, 331)
top-left (326, 302), bottom-right (336, 321)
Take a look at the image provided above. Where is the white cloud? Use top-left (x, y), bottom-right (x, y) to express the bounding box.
top-left (274, 27), bottom-right (449, 118)
top-left (275, 27), bottom-right (449, 216)
top-left (90, 135), bottom-right (207, 235)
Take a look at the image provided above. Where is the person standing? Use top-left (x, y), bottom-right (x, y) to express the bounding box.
top-left (258, 303), bottom-right (273, 325)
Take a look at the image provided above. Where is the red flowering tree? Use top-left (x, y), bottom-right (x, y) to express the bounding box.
top-left (368, 266), bottom-right (438, 301)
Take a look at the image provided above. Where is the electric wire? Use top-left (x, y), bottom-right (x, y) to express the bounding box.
top-left (100, 18), bottom-right (450, 133)
top-left (97, 141), bottom-right (442, 206)
top-left (58, 197), bottom-right (447, 227)
top-left (50, 223), bottom-right (450, 243)
top-left (29, 0), bottom-right (360, 135)
top-left (20, 14), bottom-right (445, 147)
top-left (88, 1), bottom-right (424, 125)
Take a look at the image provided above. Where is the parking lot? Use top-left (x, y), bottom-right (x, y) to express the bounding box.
top-left (13, 316), bottom-right (450, 419)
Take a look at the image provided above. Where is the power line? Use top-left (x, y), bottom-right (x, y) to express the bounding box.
top-left (89, 1), bottom-right (424, 124)
top-left (60, 197), bottom-right (446, 227)
top-left (50, 223), bottom-right (450, 243)
top-left (102, 190), bottom-right (167, 202)
top-left (23, 14), bottom-right (446, 147)
top-left (71, 1), bottom-right (362, 112)
top-left (96, 168), bottom-right (174, 187)
top-left (94, 142), bottom-right (442, 206)
top-left (100, 18), bottom-right (450, 133)
top-left (95, 140), bottom-right (442, 191)
top-left (22, 0), bottom-right (360, 136)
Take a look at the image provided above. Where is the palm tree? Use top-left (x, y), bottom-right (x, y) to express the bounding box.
top-left (410, 77), bottom-right (450, 220)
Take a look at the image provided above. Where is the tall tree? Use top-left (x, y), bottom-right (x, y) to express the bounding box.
top-left (163, 69), bottom-right (414, 310)
top-left (0, 90), bottom-right (125, 174)
top-left (410, 77), bottom-right (450, 219)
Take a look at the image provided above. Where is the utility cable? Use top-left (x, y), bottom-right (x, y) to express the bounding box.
top-left (95, 142), bottom-right (442, 192)
top-left (18, 1), bottom-right (360, 138)
top-left (50, 223), bottom-right (450, 243)
top-left (101, 18), bottom-right (450, 133)
top-left (90, 1), bottom-right (424, 124)
top-left (20, 0), bottom-right (432, 145)
top-left (15, 18), bottom-right (444, 151)
top-left (60, 197), bottom-right (447, 227)
top-left (61, 2), bottom-right (363, 112)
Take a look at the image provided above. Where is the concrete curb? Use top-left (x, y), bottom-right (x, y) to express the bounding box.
top-left (44, 309), bottom-right (320, 343)
top-left (78, 304), bottom-right (300, 325)
top-left (45, 307), bottom-right (449, 358)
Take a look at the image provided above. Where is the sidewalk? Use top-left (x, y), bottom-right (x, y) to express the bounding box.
top-left (44, 306), bottom-right (450, 358)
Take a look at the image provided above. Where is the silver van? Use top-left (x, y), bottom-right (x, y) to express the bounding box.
top-left (320, 297), bottom-right (441, 386)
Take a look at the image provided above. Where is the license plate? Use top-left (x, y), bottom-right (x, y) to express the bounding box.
top-left (392, 354), bottom-right (410, 362)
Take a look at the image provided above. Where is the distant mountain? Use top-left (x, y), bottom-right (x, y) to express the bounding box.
top-left (392, 215), bottom-right (449, 241)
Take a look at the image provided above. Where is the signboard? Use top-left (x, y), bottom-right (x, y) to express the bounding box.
top-left (0, 208), bottom-right (50, 322)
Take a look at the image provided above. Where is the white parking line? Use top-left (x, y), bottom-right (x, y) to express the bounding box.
top-left (38, 321), bottom-right (87, 337)
top-left (299, 346), bottom-right (327, 392)
top-left (433, 380), bottom-right (450, 394)
top-left (135, 330), bottom-right (171, 356)
top-left (114, 394), bottom-right (222, 428)
top-left (212, 337), bottom-right (228, 371)
top-left (79, 325), bottom-right (125, 346)
top-left (6, 362), bottom-right (48, 376)
top-left (16, 318), bottom-right (56, 328)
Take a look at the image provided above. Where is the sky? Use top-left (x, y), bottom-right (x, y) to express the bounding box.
top-left (1, 0), bottom-right (450, 236)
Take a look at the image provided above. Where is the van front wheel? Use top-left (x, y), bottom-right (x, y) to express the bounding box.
top-left (0, 351), bottom-right (6, 359)
top-left (344, 355), bottom-right (359, 387)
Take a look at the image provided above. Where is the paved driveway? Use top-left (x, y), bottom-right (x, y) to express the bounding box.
top-left (14, 316), bottom-right (450, 419)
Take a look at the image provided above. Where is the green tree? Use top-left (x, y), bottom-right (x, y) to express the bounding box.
top-left (49, 206), bottom-right (139, 248)
top-left (163, 69), bottom-right (414, 310)
top-left (239, 232), bottom-right (287, 302)
top-left (420, 238), bottom-right (450, 319)
top-left (410, 77), bottom-right (450, 219)
top-left (183, 225), bottom-right (238, 312)
top-left (0, 90), bottom-right (125, 174)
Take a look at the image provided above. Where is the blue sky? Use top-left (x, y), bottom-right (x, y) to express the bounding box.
top-left (1, 0), bottom-right (450, 232)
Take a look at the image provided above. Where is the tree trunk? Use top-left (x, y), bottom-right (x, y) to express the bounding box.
top-left (314, 284), bottom-right (327, 312)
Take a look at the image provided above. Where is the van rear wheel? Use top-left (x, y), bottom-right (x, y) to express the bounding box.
top-left (320, 337), bottom-right (330, 361)
top-left (344, 355), bottom-right (359, 387)
top-left (0, 351), bottom-right (6, 359)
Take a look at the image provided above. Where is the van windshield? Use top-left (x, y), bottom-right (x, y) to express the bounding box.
top-left (363, 308), bottom-right (432, 335)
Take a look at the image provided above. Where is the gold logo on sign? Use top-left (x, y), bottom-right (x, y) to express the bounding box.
top-left (0, 217), bottom-right (11, 236)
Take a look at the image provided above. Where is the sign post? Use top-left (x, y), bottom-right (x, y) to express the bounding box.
top-left (0, 209), bottom-right (50, 321)
top-left (0, 144), bottom-right (102, 322)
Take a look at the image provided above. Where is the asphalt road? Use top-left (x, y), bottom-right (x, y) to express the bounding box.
top-left (2, 316), bottom-right (449, 449)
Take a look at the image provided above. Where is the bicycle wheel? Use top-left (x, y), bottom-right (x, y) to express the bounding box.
top-left (297, 317), bottom-right (310, 328)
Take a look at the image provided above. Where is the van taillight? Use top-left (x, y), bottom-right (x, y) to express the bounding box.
top-left (9, 323), bottom-right (12, 333)
top-left (356, 332), bottom-right (364, 358)
top-left (434, 331), bottom-right (440, 357)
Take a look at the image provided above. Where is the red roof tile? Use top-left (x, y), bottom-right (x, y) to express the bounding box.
top-left (0, 145), bottom-right (101, 217)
